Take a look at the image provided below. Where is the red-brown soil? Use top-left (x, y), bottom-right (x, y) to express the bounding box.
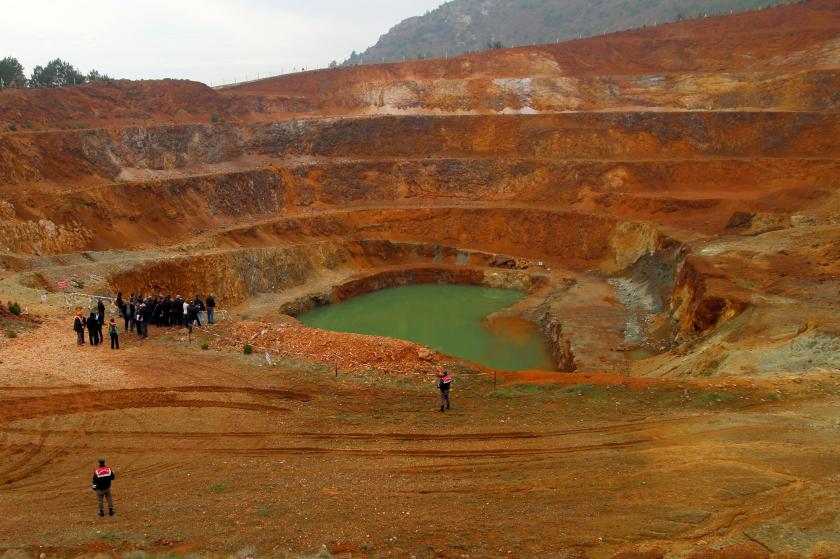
top-left (1, 318), bottom-right (839, 559)
top-left (0, 1), bottom-right (839, 557)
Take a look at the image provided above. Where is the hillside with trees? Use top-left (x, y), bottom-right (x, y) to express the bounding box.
top-left (343, 0), bottom-right (803, 65)
top-left (0, 57), bottom-right (111, 89)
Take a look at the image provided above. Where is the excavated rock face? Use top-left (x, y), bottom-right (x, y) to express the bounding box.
top-left (0, 0), bottom-right (838, 377)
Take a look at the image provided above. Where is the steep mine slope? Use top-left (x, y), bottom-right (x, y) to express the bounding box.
top-left (0, 0), bottom-right (838, 377)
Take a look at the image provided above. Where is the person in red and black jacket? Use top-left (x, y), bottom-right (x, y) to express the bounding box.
top-left (92, 457), bottom-right (116, 517)
top-left (437, 370), bottom-right (453, 412)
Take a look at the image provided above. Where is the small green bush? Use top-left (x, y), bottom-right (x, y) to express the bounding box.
top-left (5, 330), bottom-right (17, 339)
top-left (243, 343), bottom-right (253, 355)
top-left (200, 342), bottom-right (209, 350)
top-left (7, 122), bottom-right (17, 132)
top-left (210, 113), bottom-right (222, 124)
top-left (7, 301), bottom-right (21, 316)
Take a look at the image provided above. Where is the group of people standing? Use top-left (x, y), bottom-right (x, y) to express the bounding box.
top-left (73, 298), bottom-right (121, 349)
top-left (73, 292), bottom-right (218, 347)
top-left (115, 292), bottom-right (217, 338)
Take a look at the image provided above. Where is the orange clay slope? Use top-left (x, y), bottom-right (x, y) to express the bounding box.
top-left (0, 0), bottom-right (838, 379)
top-left (219, 0), bottom-right (840, 115)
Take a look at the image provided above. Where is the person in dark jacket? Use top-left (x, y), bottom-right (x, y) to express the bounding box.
top-left (120, 299), bottom-right (130, 333)
top-left (143, 301), bottom-right (153, 337)
top-left (152, 297), bottom-right (163, 327)
top-left (437, 370), bottom-right (453, 412)
top-left (91, 457), bottom-right (115, 517)
top-left (108, 318), bottom-right (120, 349)
top-left (127, 295), bottom-right (136, 333)
top-left (206, 293), bottom-right (216, 325)
top-left (186, 301), bottom-right (198, 332)
top-left (193, 295), bottom-right (205, 326)
top-left (136, 303), bottom-right (147, 338)
top-left (94, 303), bottom-right (105, 344)
top-left (87, 309), bottom-right (101, 345)
top-left (73, 309), bottom-right (86, 346)
top-left (134, 295), bottom-right (143, 335)
top-left (163, 296), bottom-right (172, 327)
top-left (172, 295), bottom-right (183, 326)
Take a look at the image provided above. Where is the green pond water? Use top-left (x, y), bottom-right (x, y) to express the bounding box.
top-left (298, 284), bottom-right (556, 371)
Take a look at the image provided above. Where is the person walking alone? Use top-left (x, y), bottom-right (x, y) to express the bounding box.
top-left (437, 370), bottom-right (453, 412)
top-left (108, 318), bottom-right (120, 350)
top-left (91, 457), bottom-right (116, 517)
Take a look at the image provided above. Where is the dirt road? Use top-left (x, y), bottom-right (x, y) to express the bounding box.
top-left (1, 318), bottom-right (838, 558)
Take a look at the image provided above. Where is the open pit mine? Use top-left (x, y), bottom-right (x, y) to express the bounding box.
top-left (1, 1), bottom-right (839, 558)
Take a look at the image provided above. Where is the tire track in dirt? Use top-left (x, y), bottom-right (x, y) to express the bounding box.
top-left (0, 386), bottom-right (310, 423)
top-left (0, 416), bottom-right (687, 441)
top-left (0, 437), bottom-right (650, 459)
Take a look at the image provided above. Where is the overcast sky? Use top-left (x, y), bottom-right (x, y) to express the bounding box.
top-left (3, 0), bottom-right (445, 85)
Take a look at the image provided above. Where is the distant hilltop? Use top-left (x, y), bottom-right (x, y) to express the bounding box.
top-left (342, 0), bottom-right (802, 65)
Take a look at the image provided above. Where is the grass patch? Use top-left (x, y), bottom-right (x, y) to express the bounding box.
top-left (5, 330), bottom-right (17, 339)
top-left (489, 386), bottom-right (517, 398)
top-left (334, 413), bottom-right (367, 422)
top-left (692, 391), bottom-right (738, 406)
top-left (200, 342), bottom-right (209, 350)
top-left (561, 384), bottom-right (610, 399)
top-left (243, 343), bottom-right (253, 355)
top-left (209, 483), bottom-right (229, 493)
top-left (490, 383), bottom-right (551, 398)
top-left (256, 507), bottom-right (272, 517)
top-left (96, 531), bottom-right (122, 542)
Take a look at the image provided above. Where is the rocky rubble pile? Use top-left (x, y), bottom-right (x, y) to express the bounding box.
top-left (220, 321), bottom-right (444, 375)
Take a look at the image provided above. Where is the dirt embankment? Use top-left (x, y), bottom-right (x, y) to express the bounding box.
top-left (0, 79), bottom-right (237, 131)
top-left (0, 1), bottom-right (835, 384)
top-left (224, 1), bottom-right (839, 87)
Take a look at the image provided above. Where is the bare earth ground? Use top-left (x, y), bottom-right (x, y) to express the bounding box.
top-left (1, 314), bottom-right (839, 559)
